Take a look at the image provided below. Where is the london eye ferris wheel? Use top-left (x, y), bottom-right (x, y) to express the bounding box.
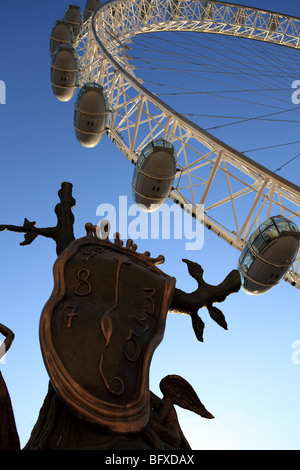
top-left (50, 0), bottom-right (300, 295)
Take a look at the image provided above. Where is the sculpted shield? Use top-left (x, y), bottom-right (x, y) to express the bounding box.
top-left (39, 225), bottom-right (175, 434)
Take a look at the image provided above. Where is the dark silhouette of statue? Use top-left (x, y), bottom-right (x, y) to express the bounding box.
top-left (0, 324), bottom-right (20, 450)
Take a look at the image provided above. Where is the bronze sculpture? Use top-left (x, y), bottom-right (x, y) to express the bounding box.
top-left (0, 183), bottom-right (241, 450)
top-left (0, 323), bottom-right (20, 450)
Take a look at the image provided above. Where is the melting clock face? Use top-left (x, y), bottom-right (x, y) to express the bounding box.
top-left (39, 232), bottom-right (175, 433)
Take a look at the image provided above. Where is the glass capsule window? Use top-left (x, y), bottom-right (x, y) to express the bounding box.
top-left (249, 216), bottom-right (299, 255)
top-left (261, 224), bottom-right (278, 243)
top-left (140, 145), bottom-right (153, 159)
top-left (240, 247), bottom-right (255, 273)
top-left (251, 234), bottom-right (267, 253)
top-left (75, 82), bottom-right (108, 108)
top-left (249, 227), bottom-right (260, 244)
top-left (288, 220), bottom-right (298, 232)
top-left (132, 170), bottom-right (139, 188)
top-left (136, 152), bottom-right (148, 169)
top-left (258, 218), bottom-right (273, 233)
top-left (272, 216), bottom-right (290, 232)
top-left (272, 216), bottom-right (298, 234)
top-left (137, 139), bottom-right (177, 169)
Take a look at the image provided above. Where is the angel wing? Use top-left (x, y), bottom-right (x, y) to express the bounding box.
top-left (160, 374), bottom-right (214, 419)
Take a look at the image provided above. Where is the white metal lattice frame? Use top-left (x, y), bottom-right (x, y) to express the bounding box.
top-left (73, 0), bottom-right (300, 288)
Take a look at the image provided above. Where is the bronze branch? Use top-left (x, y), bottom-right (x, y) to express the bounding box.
top-left (169, 259), bottom-right (241, 341)
top-left (0, 182), bottom-right (75, 256)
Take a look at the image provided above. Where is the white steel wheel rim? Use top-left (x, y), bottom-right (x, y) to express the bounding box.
top-left (71, 0), bottom-right (300, 289)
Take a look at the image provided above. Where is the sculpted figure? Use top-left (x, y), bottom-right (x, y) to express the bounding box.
top-left (0, 184), bottom-right (240, 450)
top-left (0, 324), bottom-right (20, 450)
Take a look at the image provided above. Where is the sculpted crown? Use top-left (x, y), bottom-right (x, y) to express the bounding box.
top-left (84, 221), bottom-right (165, 267)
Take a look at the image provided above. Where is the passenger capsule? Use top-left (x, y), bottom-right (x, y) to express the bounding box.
top-left (50, 20), bottom-right (74, 56)
top-left (267, 14), bottom-right (279, 31)
top-left (238, 215), bottom-right (300, 295)
top-left (84, 0), bottom-right (100, 21)
top-left (132, 139), bottom-right (177, 212)
top-left (64, 4), bottom-right (83, 37)
top-left (51, 44), bottom-right (79, 102)
top-left (74, 82), bottom-right (109, 148)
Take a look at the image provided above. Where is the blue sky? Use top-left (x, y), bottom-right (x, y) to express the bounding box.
top-left (1, 0), bottom-right (300, 450)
